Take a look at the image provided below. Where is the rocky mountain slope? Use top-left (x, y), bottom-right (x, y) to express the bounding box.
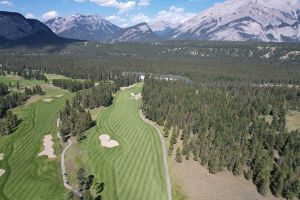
top-left (107, 23), bottom-right (159, 42)
top-left (45, 14), bottom-right (121, 41)
top-left (151, 20), bottom-right (176, 38)
top-left (0, 11), bottom-right (69, 45)
top-left (171, 0), bottom-right (300, 42)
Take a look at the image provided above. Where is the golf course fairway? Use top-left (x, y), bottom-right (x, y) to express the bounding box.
top-left (72, 83), bottom-right (168, 200)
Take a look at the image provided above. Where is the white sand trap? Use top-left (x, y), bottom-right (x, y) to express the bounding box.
top-left (0, 153), bottom-right (4, 160)
top-left (43, 98), bottom-right (54, 103)
top-left (99, 134), bottom-right (119, 148)
top-left (38, 135), bottom-right (56, 159)
top-left (120, 84), bottom-right (136, 90)
top-left (0, 169), bottom-right (5, 176)
top-left (56, 94), bottom-right (64, 98)
top-left (130, 93), bottom-right (142, 100)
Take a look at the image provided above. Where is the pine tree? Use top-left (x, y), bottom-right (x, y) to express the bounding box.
top-left (175, 147), bottom-right (182, 163)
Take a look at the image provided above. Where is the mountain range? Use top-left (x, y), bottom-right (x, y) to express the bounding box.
top-left (1, 0), bottom-right (300, 44)
top-left (45, 14), bottom-right (121, 41)
top-left (0, 11), bottom-right (74, 46)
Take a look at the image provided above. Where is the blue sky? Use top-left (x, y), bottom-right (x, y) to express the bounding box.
top-left (0, 0), bottom-right (224, 26)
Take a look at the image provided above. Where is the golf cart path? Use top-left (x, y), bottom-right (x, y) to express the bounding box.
top-left (139, 110), bottom-right (172, 200)
top-left (58, 119), bottom-right (81, 197)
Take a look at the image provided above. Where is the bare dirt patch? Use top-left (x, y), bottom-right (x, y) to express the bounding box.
top-left (88, 107), bottom-right (104, 121)
top-left (0, 153), bottom-right (5, 177)
top-left (99, 134), bottom-right (119, 148)
top-left (286, 110), bottom-right (300, 132)
top-left (120, 84), bottom-right (136, 90)
top-left (38, 135), bottom-right (56, 159)
top-left (0, 169), bottom-right (5, 176)
top-left (43, 98), bottom-right (54, 103)
top-left (130, 93), bottom-right (142, 100)
top-left (56, 94), bottom-right (64, 98)
top-left (24, 95), bottom-right (42, 106)
top-left (172, 159), bottom-right (283, 200)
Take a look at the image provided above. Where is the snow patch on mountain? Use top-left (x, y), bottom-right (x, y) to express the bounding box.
top-left (172, 0), bottom-right (300, 42)
top-left (109, 23), bottom-right (159, 42)
top-left (45, 14), bottom-right (121, 41)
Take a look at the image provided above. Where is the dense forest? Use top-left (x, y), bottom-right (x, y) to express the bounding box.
top-left (66, 167), bottom-right (104, 200)
top-left (142, 78), bottom-right (300, 199)
top-left (59, 99), bottom-right (93, 142)
top-left (0, 42), bottom-right (299, 85)
top-left (14, 68), bottom-right (47, 81)
top-left (52, 79), bottom-right (94, 92)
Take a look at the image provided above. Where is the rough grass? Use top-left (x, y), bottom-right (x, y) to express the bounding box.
top-left (66, 83), bottom-right (167, 200)
top-left (45, 74), bottom-right (71, 82)
top-left (0, 74), bottom-right (45, 88)
top-left (171, 159), bottom-right (284, 200)
top-left (0, 78), bottom-right (72, 200)
top-left (286, 110), bottom-right (300, 132)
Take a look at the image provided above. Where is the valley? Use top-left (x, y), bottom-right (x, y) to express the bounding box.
top-left (0, 0), bottom-right (300, 199)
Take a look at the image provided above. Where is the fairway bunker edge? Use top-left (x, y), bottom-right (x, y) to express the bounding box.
top-left (99, 134), bottom-right (119, 148)
top-left (38, 135), bottom-right (56, 159)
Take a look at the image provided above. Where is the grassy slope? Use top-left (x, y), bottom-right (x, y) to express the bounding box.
top-left (0, 78), bottom-right (72, 200)
top-left (68, 83), bottom-right (167, 200)
top-left (0, 74), bottom-right (45, 88)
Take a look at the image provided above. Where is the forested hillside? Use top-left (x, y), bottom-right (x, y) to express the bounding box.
top-left (142, 78), bottom-right (300, 199)
top-left (0, 41), bottom-right (299, 85)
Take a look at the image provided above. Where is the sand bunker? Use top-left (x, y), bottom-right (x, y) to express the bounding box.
top-left (43, 98), bottom-right (54, 103)
top-left (130, 93), bottom-right (142, 100)
top-left (120, 84), bottom-right (136, 90)
top-left (0, 169), bottom-right (5, 176)
top-left (99, 134), bottom-right (119, 148)
top-left (0, 153), bottom-right (5, 177)
top-left (56, 94), bottom-right (64, 98)
top-left (38, 135), bottom-right (56, 159)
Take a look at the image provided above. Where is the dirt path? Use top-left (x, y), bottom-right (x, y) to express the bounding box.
top-left (139, 110), bottom-right (172, 200)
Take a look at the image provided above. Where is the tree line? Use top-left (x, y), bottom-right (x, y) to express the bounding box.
top-left (52, 79), bottom-right (94, 92)
top-left (0, 84), bottom-right (44, 135)
top-left (66, 167), bottom-right (104, 200)
top-left (15, 68), bottom-right (47, 81)
top-left (59, 76), bottom-right (140, 142)
top-left (142, 78), bottom-right (300, 199)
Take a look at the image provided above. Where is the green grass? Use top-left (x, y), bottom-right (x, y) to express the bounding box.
top-left (0, 74), bottom-right (45, 88)
top-left (0, 83), bottom-right (72, 200)
top-left (68, 82), bottom-right (167, 200)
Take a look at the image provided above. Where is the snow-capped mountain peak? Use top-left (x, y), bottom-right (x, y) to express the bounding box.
top-left (151, 20), bottom-right (177, 32)
top-left (151, 20), bottom-right (177, 38)
top-left (108, 22), bottom-right (160, 42)
top-left (45, 14), bottom-right (121, 41)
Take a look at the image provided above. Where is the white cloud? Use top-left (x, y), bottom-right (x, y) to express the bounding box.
top-left (42, 10), bottom-right (59, 21)
top-left (118, 1), bottom-right (135, 13)
top-left (131, 13), bottom-right (149, 24)
top-left (138, 0), bottom-right (150, 7)
top-left (105, 15), bottom-right (127, 24)
top-left (0, 1), bottom-right (13, 6)
top-left (81, 0), bottom-right (135, 12)
top-left (153, 6), bottom-right (195, 25)
top-left (25, 13), bottom-right (35, 19)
